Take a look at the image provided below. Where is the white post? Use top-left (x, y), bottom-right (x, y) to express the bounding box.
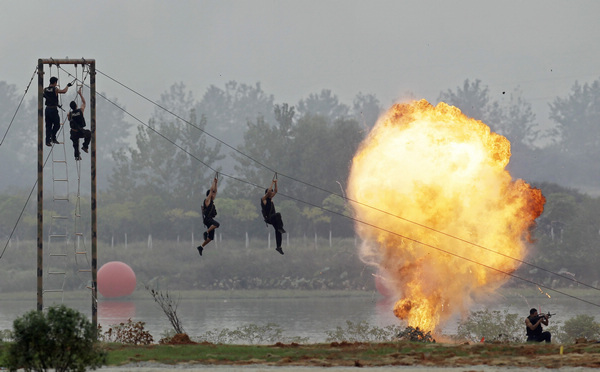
top-left (268, 232), bottom-right (271, 249)
top-left (125, 233), bottom-right (128, 249)
top-left (329, 230), bottom-right (332, 247)
top-left (314, 232), bottom-right (318, 249)
top-left (245, 232), bottom-right (249, 248)
top-left (148, 234), bottom-right (153, 250)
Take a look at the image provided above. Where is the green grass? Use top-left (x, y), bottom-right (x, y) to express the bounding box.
top-left (5, 340), bottom-right (600, 368)
top-left (102, 342), bottom-right (400, 366)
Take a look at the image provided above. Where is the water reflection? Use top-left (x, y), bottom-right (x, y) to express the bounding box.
top-left (1, 293), bottom-right (598, 343)
top-left (98, 300), bottom-right (136, 326)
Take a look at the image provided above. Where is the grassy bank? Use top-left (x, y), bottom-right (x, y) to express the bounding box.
top-left (3, 341), bottom-right (599, 369)
top-left (98, 341), bottom-right (600, 368)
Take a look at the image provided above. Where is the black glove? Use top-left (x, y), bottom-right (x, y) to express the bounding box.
top-left (67, 83), bottom-right (72, 87)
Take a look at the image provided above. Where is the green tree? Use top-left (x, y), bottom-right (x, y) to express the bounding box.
top-left (235, 104), bottom-right (363, 237)
top-left (195, 81), bottom-right (275, 162)
top-left (545, 77), bottom-right (600, 190)
top-left (217, 197), bottom-right (260, 239)
top-left (549, 78), bottom-right (600, 155)
top-left (5, 305), bottom-right (105, 372)
top-left (0, 81), bottom-right (36, 190)
top-left (531, 183), bottom-right (600, 285)
top-left (437, 79), bottom-right (541, 180)
top-left (107, 83), bottom-right (222, 240)
top-left (352, 92), bottom-right (383, 130)
top-left (438, 79), bottom-right (489, 122)
top-left (297, 89), bottom-right (349, 121)
top-left (232, 104), bottom-right (296, 198)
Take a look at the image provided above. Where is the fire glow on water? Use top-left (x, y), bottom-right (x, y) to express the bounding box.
top-left (347, 100), bottom-right (545, 333)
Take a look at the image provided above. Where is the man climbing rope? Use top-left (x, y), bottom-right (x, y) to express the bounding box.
top-left (68, 87), bottom-right (91, 161)
top-left (197, 176), bottom-right (220, 256)
top-left (43, 76), bottom-right (71, 146)
top-left (261, 178), bottom-right (286, 255)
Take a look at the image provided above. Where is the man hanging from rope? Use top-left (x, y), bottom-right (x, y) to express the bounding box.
top-left (68, 87), bottom-right (91, 161)
top-left (197, 176), bottom-right (220, 256)
top-left (43, 76), bottom-right (71, 146)
top-left (261, 177), bottom-right (286, 255)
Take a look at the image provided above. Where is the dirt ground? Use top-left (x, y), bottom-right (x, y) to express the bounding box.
top-left (104, 336), bottom-right (600, 371)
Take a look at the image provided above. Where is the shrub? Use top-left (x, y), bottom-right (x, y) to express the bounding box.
top-left (197, 323), bottom-right (308, 344)
top-left (325, 320), bottom-right (404, 342)
top-left (457, 309), bottom-right (524, 343)
top-left (5, 304), bottom-right (105, 372)
top-left (557, 314), bottom-right (600, 343)
top-left (100, 319), bottom-right (153, 345)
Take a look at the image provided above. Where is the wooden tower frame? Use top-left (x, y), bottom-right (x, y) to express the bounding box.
top-left (37, 58), bottom-right (98, 330)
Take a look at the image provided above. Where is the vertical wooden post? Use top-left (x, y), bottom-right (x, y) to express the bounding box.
top-left (90, 61), bottom-right (98, 331)
top-left (37, 59), bottom-right (44, 311)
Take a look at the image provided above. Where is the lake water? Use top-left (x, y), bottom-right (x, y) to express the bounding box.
top-left (2, 291), bottom-right (599, 343)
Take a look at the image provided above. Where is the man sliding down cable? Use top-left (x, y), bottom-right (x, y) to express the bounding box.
top-left (261, 178), bottom-right (286, 255)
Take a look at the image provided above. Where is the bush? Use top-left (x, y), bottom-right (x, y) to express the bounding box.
top-left (457, 309), bottom-right (524, 343)
top-left (557, 314), bottom-right (600, 343)
top-left (99, 319), bottom-right (153, 345)
top-left (197, 323), bottom-right (308, 344)
top-left (325, 320), bottom-right (404, 343)
top-left (5, 305), bottom-right (105, 372)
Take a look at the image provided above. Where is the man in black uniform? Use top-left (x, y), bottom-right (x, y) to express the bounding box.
top-left (197, 177), bottom-right (220, 256)
top-left (43, 76), bottom-right (71, 146)
top-left (525, 308), bottom-right (551, 342)
top-left (67, 87), bottom-right (91, 160)
top-left (261, 179), bottom-right (286, 255)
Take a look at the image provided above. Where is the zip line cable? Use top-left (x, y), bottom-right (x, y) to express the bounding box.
top-left (66, 78), bottom-right (600, 308)
top-left (0, 66), bottom-right (38, 147)
top-left (94, 68), bottom-right (277, 173)
top-left (88, 68), bottom-right (600, 293)
top-left (278, 190), bottom-right (600, 309)
top-left (0, 66), bottom-right (586, 308)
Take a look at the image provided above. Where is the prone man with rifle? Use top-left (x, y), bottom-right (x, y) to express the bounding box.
top-left (525, 308), bottom-right (553, 343)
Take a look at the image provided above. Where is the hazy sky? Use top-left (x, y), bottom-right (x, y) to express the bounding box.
top-left (1, 0), bottom-right (599, 126)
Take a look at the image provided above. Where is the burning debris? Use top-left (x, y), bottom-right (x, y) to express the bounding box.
top-left (396, 326), bottom-right (436, 343)
top-left (347, 99), bottom-right (545, 334)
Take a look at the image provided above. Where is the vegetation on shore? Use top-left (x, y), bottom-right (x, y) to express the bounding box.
top-left (5, 339), bottom-right (600, 369)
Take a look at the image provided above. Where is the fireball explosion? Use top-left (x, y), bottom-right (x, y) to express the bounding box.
top-left (347, 100), bottom-right (545, 333)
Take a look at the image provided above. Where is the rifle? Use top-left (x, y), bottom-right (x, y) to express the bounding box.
top-left (533, 312), bottom-right (555, 322)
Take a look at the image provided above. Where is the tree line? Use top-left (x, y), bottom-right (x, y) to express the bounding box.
top-left (1, 76), bottom-right (600, 286)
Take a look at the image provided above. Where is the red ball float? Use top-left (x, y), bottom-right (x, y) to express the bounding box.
top-left (97, 261), bottom-right (136, 298)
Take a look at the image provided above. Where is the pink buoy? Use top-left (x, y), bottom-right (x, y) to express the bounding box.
top-left (97, 261), bottom-right (136, 298)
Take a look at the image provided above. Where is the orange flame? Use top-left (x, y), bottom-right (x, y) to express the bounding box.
top-left (347, 100), bottom-right (545, 333)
